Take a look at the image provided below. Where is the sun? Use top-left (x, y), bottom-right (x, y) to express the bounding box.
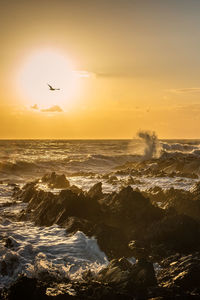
top-left (16, 49), bottom-right (78, 110)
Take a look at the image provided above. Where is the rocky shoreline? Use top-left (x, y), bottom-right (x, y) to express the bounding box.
top-left (1, 172), bottom-right (200, 299)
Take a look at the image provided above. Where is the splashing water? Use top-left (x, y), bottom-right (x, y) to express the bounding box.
top-left (137, 130), bottom-right (160, 160)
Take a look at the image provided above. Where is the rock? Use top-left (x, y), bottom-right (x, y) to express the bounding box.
top-left (100, 186), bottom-right (163, 239)
top-left (0, 251), bottom-right (19, 277)
top-left (106, 175), bottom-right (118, 184)
top-left (145, 214), bottom-right (200, 257)
top-left (98, 257), bottom-right (157, 293)
top-left (42, 172), bottom-right (70, 189)
top-left (14, 181), bottom-right (37, 203)
top-left (94, 223), bottom-right (132, 259)
top-left (98, 257), bottom-right (132, 285)
top-left (129, 258), bottom-right (157, 289)
top-left (19, 186), bottom-right (101, 227)
top-left (87, 182), bottom-right (103, 199)
top-left (4, 236), bottom-right (19, 249)
top-left (190, 181), bottom-right (200, 196)
top-left (128, 240), bottom-right (149, 260)
top-left (63, 216), bottom-right (95, 236)
top-left (158, 252), bottom-right (200, 293)
top-left (6, 276), bottom-right (47, 300)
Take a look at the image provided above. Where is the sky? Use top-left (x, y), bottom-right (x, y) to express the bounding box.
top-left (1, 0), bottom-right (200, 139)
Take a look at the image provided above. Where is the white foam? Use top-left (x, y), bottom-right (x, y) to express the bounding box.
top-left (0, 219), bottom-right (108, 288)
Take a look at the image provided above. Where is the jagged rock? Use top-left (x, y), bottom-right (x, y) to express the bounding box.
top-left (5, 276), bottom-right (47, 300)
top-left (14, 181), bottom-right (37, 203)
top-left (145, 214), bottom-right (200, 256)
top-left (100, 186), bottom-right (163, 239)
top-left (165, 196), bottom-right (200, 222)
top-left (98, 257), bottom-right (157, 292)
top-left (94, 223), bottom-right (132, 259)
top-left (0, 252), bottom-right (19, 277)
top-left (106, 175), bottom-right (118, 185)
top-left (63, 216), bottom-right (95, 236)
top-left (87, 182), bottom-right (103, 199)
top-left (98, 258), bottom-right (132, 285)
top-left (158, 253), bottom-right (200, 293)
top-left (19, 187), bottom-right (101, 227)
top-left (41, 172), bottom-right (70, 189)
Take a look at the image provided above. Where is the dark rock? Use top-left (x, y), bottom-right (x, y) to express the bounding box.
top-left (100, 186), bottom-right (163, 240)
top-left (63, 216), bottom-right (95, 236)
top-left (4, 237), bottom-right (19, 249)
top-left (145, 214), bottom-right (200, 257)
top-left (129, 258), bottom-right (157, 289)
top-left (42, 172), bottom-right (70, 189)
top-left (6, 276), bottom-right (47, 300)
top-left (19, 186), bottom-right (101, 227)
top-left (158, 252), bottom-right (200, 293)
top-left (87, 182), bottom-right (103, 199)
top-left (98, 257), bottom-right (157, 293)
top-left (14, 181), bottom-right (37, 203)
top-left (128, 240), bottom-right (149, 260)
top-left (0, 252), bottom-right (19, 277)
top-left (94, 223), bottom-right (132, 259)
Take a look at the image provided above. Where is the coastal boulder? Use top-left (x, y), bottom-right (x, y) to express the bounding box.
top-left (87, 182), bottom-right (103, 199)
top-left (145, 214), bottom-right (200, 255)
top-left (158, 252), bottom-right (200, 292)
top-left (41, 172), bottom-right (70, 189)
top-left (98, 257), bottom-right (157, 292)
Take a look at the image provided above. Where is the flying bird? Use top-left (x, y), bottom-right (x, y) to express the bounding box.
top-left (47, 84), bottom-right (60, 91)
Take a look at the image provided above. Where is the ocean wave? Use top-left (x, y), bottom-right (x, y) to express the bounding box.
top-left (0, 161), bottom-right (38, 173)
top-left (161, 142), bottom-right (199, 152)
top-left (0, 221), bottom-right (108, 288)
top-left (0, 153), bottom-right (140, 176)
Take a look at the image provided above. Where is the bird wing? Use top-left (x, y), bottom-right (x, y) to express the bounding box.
top-left (48, 84), bottom-right (53, 89)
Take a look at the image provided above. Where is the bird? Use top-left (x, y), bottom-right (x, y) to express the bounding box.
top-left (47, 84), bottom-right (60, 91)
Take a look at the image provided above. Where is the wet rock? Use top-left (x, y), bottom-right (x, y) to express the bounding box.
top-left (158, 252), bottom-right (200, 293)
top-left (129, 258), bottom-right (157, 289)
top-left (42, 172), bottom-right (70, 189)
top-left (94, 223), bottom-right (132, 259)
top-left (98, 257), bottom-right (132, 285)
top-left (106, 175), bottom-right (118, 185)
top-left (0, 251), bottom-right (19, 277)
top-left (20, 187), bottom-right (101, 227)
top-left (128, 240), bottom-right (149, 260)
top-left (63, 216), bottom-right (95, 236)
top-left (190, 181), bottom-right (200, 196)
top-left (4, 236), bottom-right (19, 249)
top-left (14, 181), bottom-right (37, 203)
top-left (100, 186), bottom-right (163, 239)
top-left (163, 190), bottom-right (200, 222)
top-left (6, 276), bottom-right (47, 300)
top-left (98, 256), bottom-right (157, 293)
top-left (87, 182), bottom-right (103, 199)
top-left (145, 214), bottom-right (200, 256)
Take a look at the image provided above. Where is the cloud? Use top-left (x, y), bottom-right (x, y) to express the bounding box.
top-left (96, 72), bottom-right (136, 78)
top-left (74, 70), bottom-right (144, 79)
top-left (31, 104), bottom-right (39, 110)
top-left (167, 88), bottom-right (200, 94)
top-left (41, 105), bottom-right (63, 113)
top-left (73, 71), bottom-right (95, 78)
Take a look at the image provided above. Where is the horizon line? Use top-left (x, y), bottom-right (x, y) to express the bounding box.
top-left (0, 138), bottom-right (200, 141)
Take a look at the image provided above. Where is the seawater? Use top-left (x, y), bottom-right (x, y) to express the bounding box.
top-left (1, 139), bottom-right (200, 288)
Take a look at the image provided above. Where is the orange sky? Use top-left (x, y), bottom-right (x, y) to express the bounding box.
top-left (1, 0), bottom-right (200, 139)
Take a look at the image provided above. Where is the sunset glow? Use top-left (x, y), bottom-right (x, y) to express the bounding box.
top-left (16, 50), bottom-right (78, 110)
top-left (1, 0), bottom-right (200, 138)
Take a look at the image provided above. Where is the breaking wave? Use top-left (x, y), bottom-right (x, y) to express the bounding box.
top-left (135, 130), bottom-right (160, 160)
top-left (0, 220), bottom-right (108, 288)
top-left (161, 142), bottom-right (199, 153)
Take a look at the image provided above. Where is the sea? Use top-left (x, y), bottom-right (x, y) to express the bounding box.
top-left (0, 138), bottom-right (200, 288)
